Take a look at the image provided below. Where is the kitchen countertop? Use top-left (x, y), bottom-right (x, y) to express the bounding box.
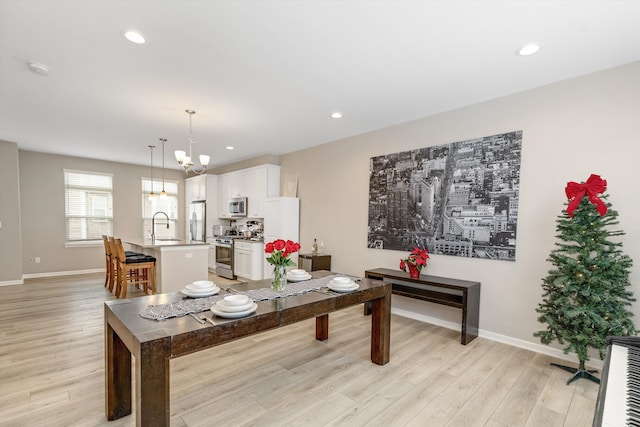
top-left (235, 238), bottom-right (264, 244)
top-left (126, 239), bottom-right (209, 249)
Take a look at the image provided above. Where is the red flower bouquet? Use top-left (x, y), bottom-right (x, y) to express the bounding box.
top-left (265, 239), bottom-right (301, 267)
top-left (265, 239), bottom-right (301, 291)
top-left (400, 247), bottom-right (430, 278)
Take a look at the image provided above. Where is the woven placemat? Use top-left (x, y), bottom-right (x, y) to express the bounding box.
top-left (139, 274), bottom-right (355, 320)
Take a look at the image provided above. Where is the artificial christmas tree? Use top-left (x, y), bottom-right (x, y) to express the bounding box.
top-left (534, 174), bottom-right (637, 384)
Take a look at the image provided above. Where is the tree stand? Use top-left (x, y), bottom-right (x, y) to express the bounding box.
top-left (550, 362), bottom-right (600, 385)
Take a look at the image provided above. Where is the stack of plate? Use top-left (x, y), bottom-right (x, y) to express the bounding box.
top-left (327, 276), bottom-right (359, 292)
top-left (211, 294), bottom-right (257, 318)
top-left (181, 280), bottom-right (220, 298)
top-left (287, 269), bottom-right (311, 282)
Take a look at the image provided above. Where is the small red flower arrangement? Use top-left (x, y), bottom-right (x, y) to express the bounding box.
top-left (400, 247), bottom-right (430, 278)
top-left (265, 239), bottom-right (301, 267)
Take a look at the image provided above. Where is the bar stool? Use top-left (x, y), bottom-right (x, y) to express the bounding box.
top-left (113, 238), bottom-right (156, 298)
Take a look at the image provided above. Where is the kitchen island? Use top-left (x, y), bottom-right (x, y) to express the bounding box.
top-left (126, 239), bottom-right (209, 294)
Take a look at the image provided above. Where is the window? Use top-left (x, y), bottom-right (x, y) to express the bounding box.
top-left (64, 170), bottom-right (113, 243)
top-left (142, 178), bottom-right (179, 239)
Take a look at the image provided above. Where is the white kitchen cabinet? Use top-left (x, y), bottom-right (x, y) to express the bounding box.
top-left (185, 175), bottom-right (207, 202)
top-left (208, 243), bottom-right (216, 272)
top-left (217, 165), bottom-right (280, 219)
top-left (234, 240), bottom-right (263, 280)
top-left (263, 197), bottom-right (299, 278)
top-left (217, 174), bottom-right (229, 218)
top-left (227, 172), bottom-right (246, 199)
top-left (246, 165), bottom-right (280, 218)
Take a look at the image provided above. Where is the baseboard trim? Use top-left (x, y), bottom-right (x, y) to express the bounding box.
top-left (0, 279), bottom-right (24, 286)
top-left (22, 268), bottom-right (103, 279)
top-left (392, 307), bottom-right (603, 370)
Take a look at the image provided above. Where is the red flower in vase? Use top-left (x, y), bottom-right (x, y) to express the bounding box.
top-left (400, 247), bottom-right (430, 278)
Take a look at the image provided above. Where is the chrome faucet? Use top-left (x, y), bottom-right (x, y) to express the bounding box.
top-left (151, 211), bottom-right (170, 240)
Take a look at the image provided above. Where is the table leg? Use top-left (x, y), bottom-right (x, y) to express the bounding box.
top-left (363, 301), bottom-right (372, 316)
top-left (136, 338), bottom-right (171, 426)
top-left (105, 322), bottom-right (132, 420)
top-left (315, 314), bottom-right (329, 341)
top-left (370, 283), bottom-right (391, 365)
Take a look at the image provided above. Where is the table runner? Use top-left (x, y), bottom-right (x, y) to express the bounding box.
top-left (139, 274), bottom-right (357, 320)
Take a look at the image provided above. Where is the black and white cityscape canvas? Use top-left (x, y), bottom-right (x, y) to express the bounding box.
top-left (368, 130), bottom-right (522, 261)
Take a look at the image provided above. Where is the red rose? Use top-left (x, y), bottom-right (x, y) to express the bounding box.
top-left (285, 240), bottom-right (299, 253)
top-left (273, 239), bottom-right (286, 251)
top-left (265, 242), bottom-right (274, 253)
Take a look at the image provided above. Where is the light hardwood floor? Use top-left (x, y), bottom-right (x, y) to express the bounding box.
top-left (0, 273), bottom-right (598, 426)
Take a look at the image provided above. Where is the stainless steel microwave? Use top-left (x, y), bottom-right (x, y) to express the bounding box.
top-left (228, 197), bottom-right (247, 217)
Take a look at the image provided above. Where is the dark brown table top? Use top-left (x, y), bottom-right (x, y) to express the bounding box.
top-left (105, 271), bottom-right (388, 358)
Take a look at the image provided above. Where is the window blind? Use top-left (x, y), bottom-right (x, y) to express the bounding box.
top-left (64, 170), bottom-right (113, 242)
top-left (141, 178), bottom-right (179, 239)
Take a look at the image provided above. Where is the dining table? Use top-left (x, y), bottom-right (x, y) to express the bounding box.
top-left (104, 271), bottom-right (391, 426)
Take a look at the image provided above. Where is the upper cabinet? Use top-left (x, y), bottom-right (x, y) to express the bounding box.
top-left (185, 174), bottom-right (209, 203)
top-left (217, 165), bottom-right (280, 219)
top-left (217, 174), bottom-right (230, 218)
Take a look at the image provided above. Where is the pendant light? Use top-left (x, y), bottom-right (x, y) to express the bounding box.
top-left (148, 144), bottom-right (156, 200)
top-left (159, 138), bottom-right (167, 199)
top-left (174, 109), bottom-right (210, 175)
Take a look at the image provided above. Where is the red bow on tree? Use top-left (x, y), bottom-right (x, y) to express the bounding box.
top-left (565, 174), bottom-right (607, 218)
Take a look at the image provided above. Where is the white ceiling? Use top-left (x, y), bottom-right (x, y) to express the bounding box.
top-left (1, 1), bottom-right (639, 169)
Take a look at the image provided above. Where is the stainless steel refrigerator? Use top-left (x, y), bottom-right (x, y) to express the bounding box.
top-left (188, 201), bottom-right (206, 242)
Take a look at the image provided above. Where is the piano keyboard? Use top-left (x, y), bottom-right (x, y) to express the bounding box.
top-left (594, 337), bottom-right (640, 427)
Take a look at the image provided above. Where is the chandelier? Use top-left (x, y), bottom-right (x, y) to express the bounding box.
top-left (174, 109), bottom-right (210, 175)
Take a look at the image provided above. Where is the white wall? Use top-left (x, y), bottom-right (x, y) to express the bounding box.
top-left (280, 62), bottom-right (640, 355)
top-left (17, 151), bottom-right (187, 276)
top-left (0, 141), bottom-right (23, 284)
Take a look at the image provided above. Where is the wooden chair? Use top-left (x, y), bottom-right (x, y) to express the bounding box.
top-left (113, 238), bottom-right (156, 298)
top-left (106, 236), bottom-right (122, 293)
top-left (102, 235), bottom-right (112, 289)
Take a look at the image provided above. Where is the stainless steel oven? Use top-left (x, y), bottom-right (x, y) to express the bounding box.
top-left (214, 237), bottom-right (235, 279)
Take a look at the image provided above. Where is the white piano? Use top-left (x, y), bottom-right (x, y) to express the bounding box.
top-left (593, 336), bottom-right (640, 426)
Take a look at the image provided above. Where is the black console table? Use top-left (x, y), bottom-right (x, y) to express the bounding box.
top-left (363, 268), bottom-right (480, 345)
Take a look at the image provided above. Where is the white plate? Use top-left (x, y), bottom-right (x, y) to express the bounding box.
top-left (185, 284), bottom-right (217, 292)
top-left (181, 286), bottom-right (220, 298)
top-left (288, 273), bottom-right (312, 282)
top-left (211, 302), bottom-right (258, 318)
top-left (191, 280), bottom-right (214, 288)
top-left (328, 279), bottom-right (355, 287)
top-left (222, 294), bottom-right (251, 306)
top-left (215, 300), bottom-right (254, 312)
top-left (327, 283), bottom-right (359, 292)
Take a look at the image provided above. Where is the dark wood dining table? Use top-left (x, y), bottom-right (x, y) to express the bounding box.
top-left (104, 271), bottom-right (391, 426)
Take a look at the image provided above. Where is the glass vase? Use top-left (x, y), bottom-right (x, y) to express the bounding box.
top-left (271, 265), bottom-right (287, 291)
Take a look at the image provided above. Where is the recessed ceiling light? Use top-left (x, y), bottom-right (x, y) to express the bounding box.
top-left (330, 112), bottom-right (343, 119)
top-left (226, 146), bottom-right (234, 150)
top-left (124, 30), bottom-right (147, 44)
top-left (28, 62), bottom-right (49, 76)
top-left (517, 43), bottom-right (541, 56)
